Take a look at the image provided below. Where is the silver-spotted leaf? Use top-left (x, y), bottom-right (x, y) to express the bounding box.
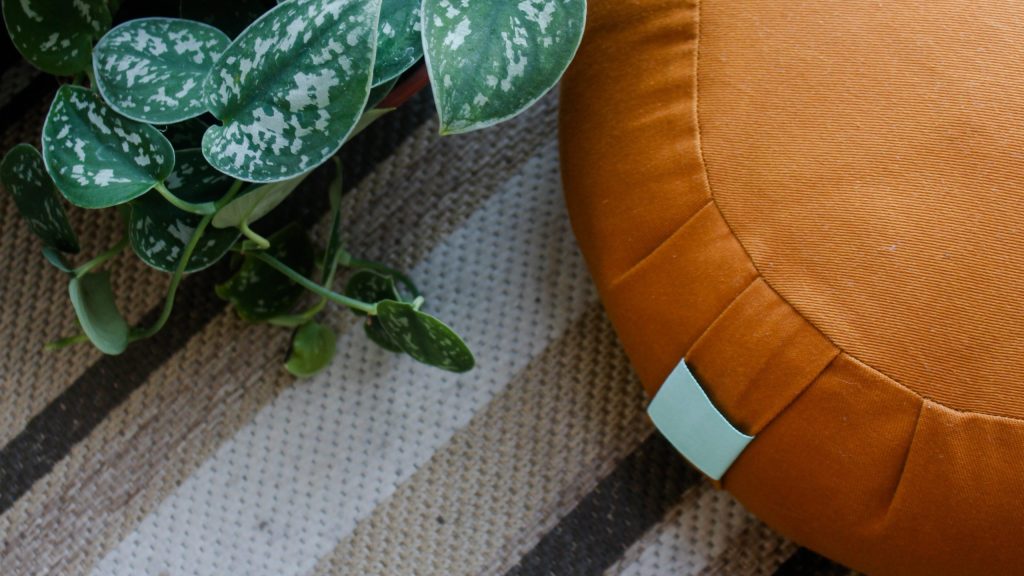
top-left (285, 321), bottom-right (337, 377)
top-left (215, 223), bottom-right (314, 322)
top-left (42, 85), bottom-right (175, 208)
top-left (94, 18), bottom-right (231, 124)
top-left (344, 269), bottom-right (400, 316)
top-left (273, 0), bottom-right (414, 87)
top-left (211, 171), bottom-right (309, 229)
top-left (422, 0), bottom-right (585, 134)
top-left (129, 149), bottom-right (238, 273)
top-left (364, 316), bottom-right (402, 353)
top-left (2, 0), bottom-right (110, 75)
top-left (372, 0), bottom-right (421, 86)
top-left (345, 270), bottom-right (403, 351)
top-left (0, 143), bottom-right (79, 253)
top-left (375, 299), bottom-right (474, 372)
top-left (69, 271), bottom-right (129, 355)
top-left (180, 0), bottom-right (276, 38)
top-left (201, 0), bottom-right (380, 182)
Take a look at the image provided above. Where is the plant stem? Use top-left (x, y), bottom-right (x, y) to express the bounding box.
top-left (344, 254), bottom-right (421, 297)
top-left (45, 333), bottom-right (89, 351)
top-left (238, 220), bottom-right (270, 249)
top-left (250, 252), bottom-right (377, 315)
top-left (267, 300), bottom-right (327, 327)
top-left (153, 181), bottom-right (217, 215)
top-left (130, 180), bottom-right (245, 341)
top-left (73, 235), bottom-right (129, 278)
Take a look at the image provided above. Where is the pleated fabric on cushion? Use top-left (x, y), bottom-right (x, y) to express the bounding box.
top-left (559, 0), bottom-right (1024, 574)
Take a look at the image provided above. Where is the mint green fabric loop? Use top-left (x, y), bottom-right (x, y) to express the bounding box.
top-left (647, 359), bottom-right (754, 481)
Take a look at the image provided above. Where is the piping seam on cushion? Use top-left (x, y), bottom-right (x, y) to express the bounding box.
top-left (647, 357), bottom-right (753, 481)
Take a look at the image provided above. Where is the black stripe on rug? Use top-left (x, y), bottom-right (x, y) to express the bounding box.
top-left (774, 547), bottom-right (854, 576)
top-left (0, 91), bottom-right (437, 515)
top-left (506, 433), bottom-right (703, 576)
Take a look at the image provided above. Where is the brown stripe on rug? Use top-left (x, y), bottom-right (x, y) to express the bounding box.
top-left (504, 434), bottom-right (703, 576)
top-left (0, 93), bottom-right (561, 575)
top-left (307, 304), bottom-right (650, 576)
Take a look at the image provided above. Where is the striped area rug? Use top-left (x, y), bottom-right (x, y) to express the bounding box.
top-left (0, 58), bottom-right (855, 575)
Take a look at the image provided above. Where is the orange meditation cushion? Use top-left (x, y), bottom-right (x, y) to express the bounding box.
top-left (559, 1), bottom-right (1024, 574)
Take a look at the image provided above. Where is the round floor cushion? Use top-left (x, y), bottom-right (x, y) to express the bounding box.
top-left (559, 1), bottom-right (1024, 573)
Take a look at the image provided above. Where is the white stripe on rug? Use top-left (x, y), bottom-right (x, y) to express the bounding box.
top-left (93, 138), bottom-right (596, 576)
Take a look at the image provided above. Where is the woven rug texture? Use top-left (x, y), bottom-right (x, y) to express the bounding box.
top-left (0, 60), bottom-right (854, 575)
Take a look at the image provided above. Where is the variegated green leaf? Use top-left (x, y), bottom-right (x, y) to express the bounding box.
top-left (345, 269), bottom-right (403, 351)
top-left (2, 0), bottom-right (110, 75)
top-left (345, 269), bottom-right (400, 316)
top-left (274, 0), bottom-right (417, 87)
top-left (69, 271), bottom-right (129, 355)
top-left (180, 0), bottom-right (276, 38)
top-left (211, 171), bottom-right (309, 229)
top-left (372, 0), bottom-right (421, 86)
top-left (42, 85), bottom-right (175, 208)
top-left (93, 18), bottom-right (231, 124)
top-left (375, 299), bottom-right (474, 372)
top-left (129, 149), bottom-right (238, 273)
top-left (285, 321), bottom-right (337, 377)
top-left (215, 223), bottom-right (314, 322)
top-left (364, 316), bottom-right (403, 353)
top-left (201, 0), bottom-right (380, 182)
top-left (0, 143), bottom-right (79, 253)
top-left (422, 0), bottom-right (585, 134)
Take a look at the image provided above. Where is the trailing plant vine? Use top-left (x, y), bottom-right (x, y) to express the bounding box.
top-left (0, 0), bottom-right (586, 375)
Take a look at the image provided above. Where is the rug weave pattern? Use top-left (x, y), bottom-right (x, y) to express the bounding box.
top-left (0, 70), bottom-right (850, 575)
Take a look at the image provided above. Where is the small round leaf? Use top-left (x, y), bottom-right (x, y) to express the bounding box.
top-left (0, 143), bottom-right (79, 253)
top-left (422, 0), bottom-right (585, 134)
top-left (285, 321), bottom-right (337, 377)
top-left (344, 269), bottom-right (400, 316)
top-left (129, 149), bottom-right (238, 273)
top-left (69, 271), bottom-right (129, 355)
top-left (2, 0), bottom-right (111, 75)
top-left (215, 223), bottom-right (315, 322)
top-left (42, 85), bottom-right (175, 209)
top-left (200, 0), bottom-right (380, 182)
top-left (375, 300), bottom-right (474, 372)
top-left (93, 17), bottom-right (231, 124)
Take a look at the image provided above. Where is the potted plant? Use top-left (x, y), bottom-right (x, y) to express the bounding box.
top-left (0, 0), bottom-right (586, 376)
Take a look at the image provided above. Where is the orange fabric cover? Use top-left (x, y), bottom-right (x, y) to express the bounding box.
top-left (559, 1), bottom-right (1024, 574)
